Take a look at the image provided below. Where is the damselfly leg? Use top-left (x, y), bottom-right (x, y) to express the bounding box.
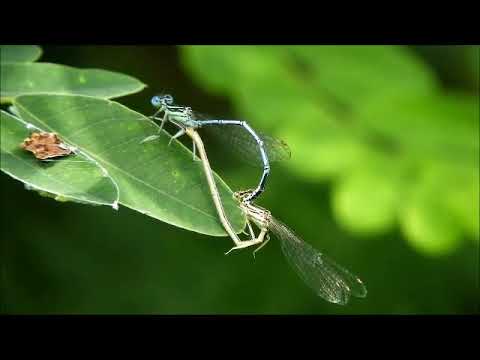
top-left (225, 217), bottom-right (268, 255)
top-left (168, 127), bottom-right (185, 146)
top-left (252, 233), bottom-right (271, 258)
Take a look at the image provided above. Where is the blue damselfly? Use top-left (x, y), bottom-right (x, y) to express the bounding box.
top-left (146, 94), bottom-right (290, 203)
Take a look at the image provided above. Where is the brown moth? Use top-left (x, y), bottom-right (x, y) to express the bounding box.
top-left (21, 132), bottom-right (73, 160)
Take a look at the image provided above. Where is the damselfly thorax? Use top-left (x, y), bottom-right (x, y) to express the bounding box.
top-left (234, 189), bottom-right (271, 229)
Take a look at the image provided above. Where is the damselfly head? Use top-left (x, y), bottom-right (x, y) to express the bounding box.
top-left (151, 94), bottom-right (174, 108)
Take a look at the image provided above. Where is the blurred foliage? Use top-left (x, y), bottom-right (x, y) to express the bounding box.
top-left (1, 45), bottom-right (478, 314)
top-left (181, 45), bottom-right (479, 256)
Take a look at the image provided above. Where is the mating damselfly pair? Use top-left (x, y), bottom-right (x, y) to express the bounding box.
top-left (145, 94), bottom-right (367, 305)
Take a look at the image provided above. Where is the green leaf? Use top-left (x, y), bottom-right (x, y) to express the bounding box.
top-left (399, 165), bottom-right (465, 256)
top-left (11, 94), bottom-right (245, 236)
top-left (290, 46), bottom-right (438, 111)
top-left (401, 203), bottom-right (462, 256)
top-left (180, 46), bottom-right (442, 180)
top-left (279, 121), bottom-right (373, 180)
top-left (0, 63), bottom-right (146, 103)
top-left (425, 163), bottom-right (479, 242)
top-left (357, 93), bottom-right (479, 166)
top-left (331, 165), bottom-right (402, 235)
top-left (1, 110), bottom-right (119, 207)
top-left (181, 45), bottom-right (438, 116)
top-left (0, 45), bottom-right (42, 63)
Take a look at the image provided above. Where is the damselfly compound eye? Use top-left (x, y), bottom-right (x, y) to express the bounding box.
top-left (151, 96), bottom-right (162, 108)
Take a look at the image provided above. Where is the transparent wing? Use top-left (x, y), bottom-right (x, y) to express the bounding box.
top-left (192, 111), bottom-right (291, 167)
top-left (206, 125), bottom-right (291, 166)
top-left (269, 217), bottom-right (367, 305)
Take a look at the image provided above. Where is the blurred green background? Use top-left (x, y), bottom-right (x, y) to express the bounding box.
top-left (1, 45), bottom-right (478, 314)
